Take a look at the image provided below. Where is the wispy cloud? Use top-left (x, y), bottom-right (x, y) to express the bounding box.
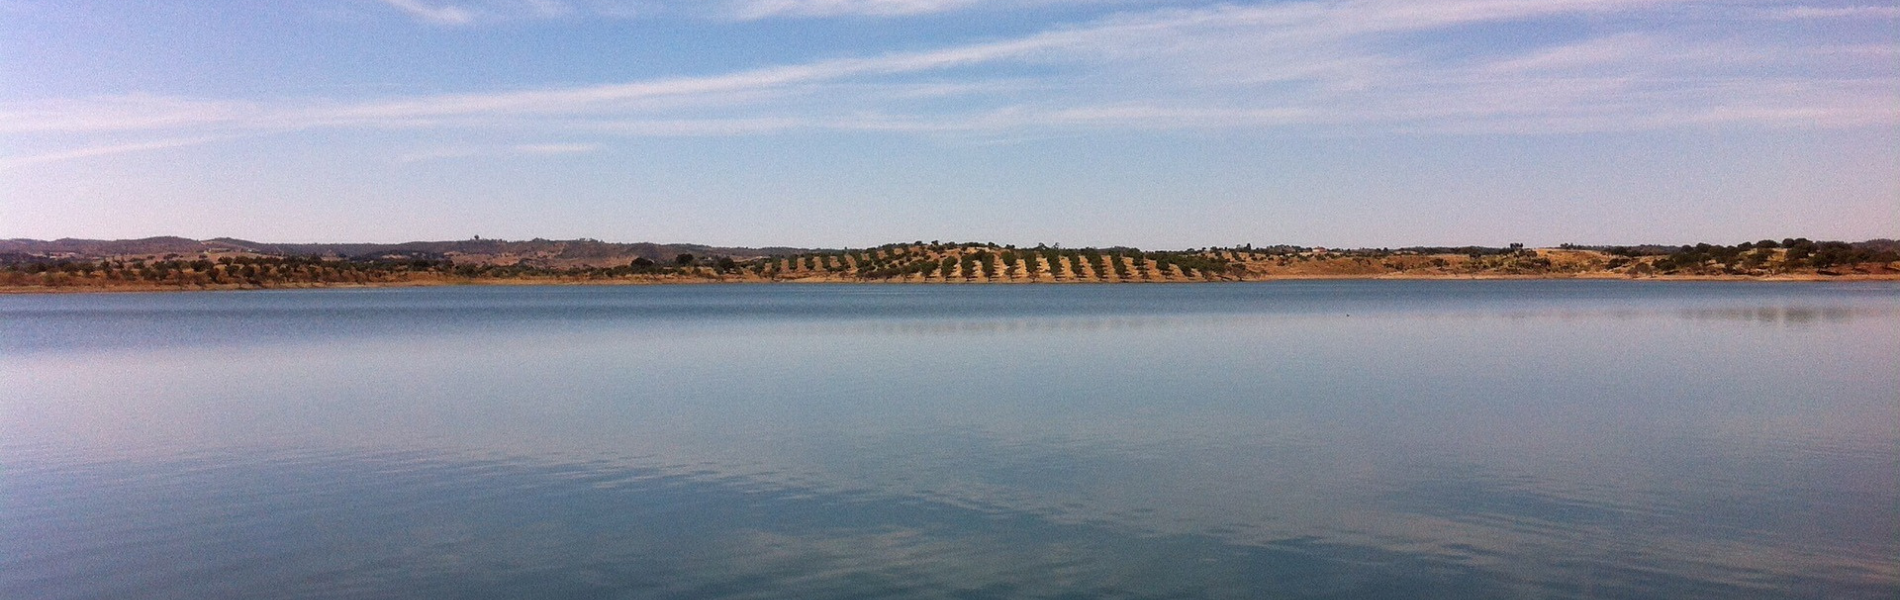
top-left (371, 0), bottom-right (1112, 22)
top-left (9, 0), bottom-right (1898, 165)
top-left (513, 142), bottom-right (601, 154)
top-left (369, 0), bottom-right (1900, 26)
top-left (726, 0), bottom-right (988, 19)
top-left (374, 0), bottom-right (618, 24)
top-left (0, 136), bottom-right (236, 169)
top-left (395, 142), bottom-right (602, 162)
top-left (395, 146), bottom-right (486, 162)
top-left (1480, 34), bottom-right (1657, 74)
top-left (1769, 5), bottom-right (1900, 19)
top-left (0, 95), bottom-right (256, 134)
top-left (378, 0), bottom-right (477, 25)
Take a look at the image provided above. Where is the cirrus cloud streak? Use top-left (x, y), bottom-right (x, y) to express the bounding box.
top-left (6, 0), bottom-right (1897, 166)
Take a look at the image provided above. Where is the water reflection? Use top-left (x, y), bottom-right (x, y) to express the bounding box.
top-left (3, 282), bottom-right (1897, 599)
top-left (8, 445), bottom-right (1894, 600)
top-left (1675, 305), bottom-right (1869, 325)
top-left (6, 281), bottom-right (1899, 353)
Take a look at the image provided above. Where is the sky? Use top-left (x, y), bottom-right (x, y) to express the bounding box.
top-left (2, 0), bottom-right (1896, 249)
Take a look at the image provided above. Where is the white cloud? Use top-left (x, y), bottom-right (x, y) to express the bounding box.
top-left (1770, 5), bottom-right (1900, 19)
top-left (513, 142), bottom-right (600, 153)
top-left (7, 0), bottom-right (1898, 165)
top-left (376, 0), bottom-right (631, 24)
top-left (1481, 34), bottom-right (1657, 74)
top-left (368, 0), bottom-right (1790, 25)
top-left (370, 0), bottom-right (1115, 22)
top-left (395, 142), bottom-right (602, 162)
top-left (726, 0), bottom-right (986, 19)
top-left (0, 136), bottom-right (235, 169)
top-left (378, 0), bottom-right (478, 25)
top-left (0, 96), bottom-right (255, 134)
top-left (395, 146), bottom-right (488, 162)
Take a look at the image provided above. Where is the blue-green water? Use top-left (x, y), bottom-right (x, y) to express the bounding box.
top-left (3, 282), bottom-right (1896, 599)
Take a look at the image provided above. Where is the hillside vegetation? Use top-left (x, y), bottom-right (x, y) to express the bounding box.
top-left (4, 238), bottom-right (1897, 291)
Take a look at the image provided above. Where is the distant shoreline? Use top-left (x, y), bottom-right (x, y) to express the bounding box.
top-left (6, 238), bottom-right (1897, 293)
top-left (7, 271), bottom-right (1898, 295)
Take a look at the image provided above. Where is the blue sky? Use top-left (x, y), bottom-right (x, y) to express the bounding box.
top-left (2, 0), bottom-right (1895, 248)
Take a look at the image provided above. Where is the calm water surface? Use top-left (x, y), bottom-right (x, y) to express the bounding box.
top-left (3, 282), bottom-right (1896, 599)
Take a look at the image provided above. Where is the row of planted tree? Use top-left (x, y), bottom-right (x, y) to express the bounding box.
top-left (0, 243), bottom-right (1246, 287)
top-left (754, 244), bottom-right (1234, 282)
top-left (746, 238), bottom-right (1900, 280)
top-left (0, 255), bottom-right (463, 287)
top-left (4, 239), bottom-right (1895, 288)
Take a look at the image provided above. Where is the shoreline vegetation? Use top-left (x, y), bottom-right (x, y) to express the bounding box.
top-left (4, 236), bottom-right (1898, 293)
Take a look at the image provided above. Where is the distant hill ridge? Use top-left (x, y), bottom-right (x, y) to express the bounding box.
top-left (0, 237), bottom-right (814, 267)
top-left (5, 237), bottom-right (1899, 290)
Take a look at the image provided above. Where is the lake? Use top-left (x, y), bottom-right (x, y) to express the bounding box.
top-left (3, 281), bottom-right (1896, 599)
